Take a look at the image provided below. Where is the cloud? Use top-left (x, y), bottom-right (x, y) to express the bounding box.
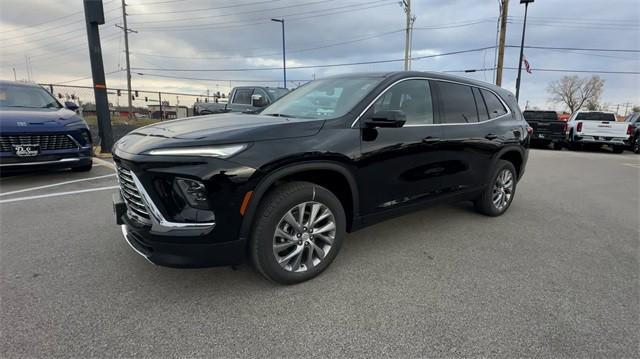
top-left (0, 0), bottom-right (638, 109)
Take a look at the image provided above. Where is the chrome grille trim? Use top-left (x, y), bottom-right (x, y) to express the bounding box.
top-left (0, 134), bottom-right (79, 152)
top-left (115, 163), bottom-right (151, 223)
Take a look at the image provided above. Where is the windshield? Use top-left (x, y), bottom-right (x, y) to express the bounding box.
top-left (575, 112), bottom-right (616, 121)
top-left (523, 111), bottom-right (558, 121)
top-left (266, 88), bottom-right (289, 100)
top-left (0, 84), bottom-right (61, 109)
top-left (261, 77), bottom-right (382, 120)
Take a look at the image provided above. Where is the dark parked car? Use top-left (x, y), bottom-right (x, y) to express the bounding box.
top-left (0, 81), bottom-right (92, 172)
top-left (523, 110), bottom-right (566, 150)
top-left (624, 112), bottom-right (639, 153)
top-left (113, 71), bottom-right (529, 284)
top-left (194, 86), bottom-right (289, 115)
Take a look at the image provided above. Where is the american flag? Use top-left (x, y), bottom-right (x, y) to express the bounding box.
top-left (523, 55), bottom-right (532, 74)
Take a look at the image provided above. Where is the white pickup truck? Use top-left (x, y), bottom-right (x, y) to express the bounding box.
top-left (566, 111), bottom-right (632, 153)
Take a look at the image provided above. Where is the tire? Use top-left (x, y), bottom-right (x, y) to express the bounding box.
top-left (632, 136), bottom-right (640, 154)
top-left (567, 131), bottom-right (580, 151)
top-left (552, 142), bottom-right (563, 150)
top-left (612, 146), bottom-right (624, 154)
top-left (474, 160), bottom-right (517, 217)
top-left (250, 181), bottom-right (346, 284)
top-left (71, 161), bottom-right (93, 172)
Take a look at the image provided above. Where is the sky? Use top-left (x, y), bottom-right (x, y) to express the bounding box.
top-left (0, 0), bottom-right (639, 112)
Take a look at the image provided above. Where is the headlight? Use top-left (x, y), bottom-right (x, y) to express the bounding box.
top-left (147, 144), bottom-right (247, 158)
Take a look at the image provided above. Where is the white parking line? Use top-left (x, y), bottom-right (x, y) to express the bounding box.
top-left (0, 186), bottom-right (119, 204)
top-left (623, 163), bottom-right (640, 169)
top-left (93, 157), bottom-right (115, 169)
top-left (0, 174), bottom-right (116, 197)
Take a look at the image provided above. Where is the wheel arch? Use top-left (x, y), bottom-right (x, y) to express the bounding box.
top-left (239, 161), bottom-right (360, 242)
top-left (493, 146), bottom-right (525, 180)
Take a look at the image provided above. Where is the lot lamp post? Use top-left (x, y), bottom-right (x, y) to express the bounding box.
top-left (271, 18), bottom-right (287, 88)
top-left (515, 0), bottom-right (533, 102)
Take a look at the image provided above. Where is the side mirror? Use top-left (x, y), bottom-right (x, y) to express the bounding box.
top-left (64, 101), bottom-right (79, 111)
top-left (365, 110), bottom-right (406, 128)
top-left (251, 94), bottom-right (267, 108)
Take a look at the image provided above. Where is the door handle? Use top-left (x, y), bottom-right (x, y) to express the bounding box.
top-left (485, 134), bottom-right (498, 140)
top-left (422, 136), bottom-right (440, 144)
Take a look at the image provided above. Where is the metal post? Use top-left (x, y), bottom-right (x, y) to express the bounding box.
top-left (271, 18), bottom-right (286, 88)
top-left (496, 0), bottom-right (509, 86)
top-left (83, 0), bottom-right (113, 152)
top-left (158, 92), bottom-right (163, 120)
top-left (515, 1), bottom-right (531, 101)
top-left (120, 0), bottom-right (133, 119)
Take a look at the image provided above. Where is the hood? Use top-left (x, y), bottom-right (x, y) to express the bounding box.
top-left (0, 107), bottom-right (85, 132)
top-left (130, 113), bottom-right (324, 142)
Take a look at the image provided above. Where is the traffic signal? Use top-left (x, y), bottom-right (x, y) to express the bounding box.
top-left (144, 97), bottom-right (148, 102)
top-left (131, 95), bottom-right (135, 101)
top-left (117, 89), bottom-right (121, 96)
top-left (135, 90), bottom-right (139, 97)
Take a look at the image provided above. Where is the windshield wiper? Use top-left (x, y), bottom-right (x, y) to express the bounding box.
top-left (264, 113), bottom-right (297, 118)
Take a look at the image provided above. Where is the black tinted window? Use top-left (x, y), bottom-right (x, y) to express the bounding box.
top-left (436, 82), bottom-right (478, 124)
top-left (523, 111), bottom-right (558, 121)
top-left (575, 112), bottom-right (616, 121)
top-left (233, 88), bottom-right (253, 104)
top-left (481, 89), bottom-right (507, 118)
top-left (373, 79), bottom-right (434, 125)
top-left (473, 87), bottom-right (489, 122)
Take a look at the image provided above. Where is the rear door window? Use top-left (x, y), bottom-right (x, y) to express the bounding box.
top-left (481, 89), bottom-right (508, 119)
top-left (473, 87), bottom-right (489, 122)
top-left (436, 82), bottom-right (478, 124)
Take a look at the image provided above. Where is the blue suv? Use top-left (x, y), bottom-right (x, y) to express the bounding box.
top-left (0, 81), bottom-right (93, 172)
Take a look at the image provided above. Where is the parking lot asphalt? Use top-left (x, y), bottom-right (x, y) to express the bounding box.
top-left (1, 149), bottom-right (638, 358)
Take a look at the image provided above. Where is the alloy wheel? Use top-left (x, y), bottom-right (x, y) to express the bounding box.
top-left (492, 168), bottom-right (514, 211)
top-left (273, 201), bottom-right (336, 272)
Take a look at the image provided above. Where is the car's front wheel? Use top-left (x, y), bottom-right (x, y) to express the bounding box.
top-left (250, 181), bottom-right (346, 284)
top-left (475, 160), bottom-right (517, 217)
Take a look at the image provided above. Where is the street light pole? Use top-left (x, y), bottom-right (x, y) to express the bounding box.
top-left (515, 0), bottom-right (533, 102)
top-left (271, 18), bottom-right (286, 88)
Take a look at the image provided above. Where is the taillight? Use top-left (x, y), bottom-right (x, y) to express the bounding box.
top-left (576, 122), bottom-right (583, 132)
top-left (628, 125), bottom-right (633, 135)
top-left (527, 126), bottom-right (533, 135)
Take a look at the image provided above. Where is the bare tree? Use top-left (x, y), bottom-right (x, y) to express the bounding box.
top-left (547, 75), bottom-right (605, 113)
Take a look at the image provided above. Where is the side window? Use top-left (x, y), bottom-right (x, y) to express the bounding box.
top-left (480, 89), bottom-right (507, 119)
top-left (233, 88), bottom-right (253, 105)
top-left (473, 87), bottom-right (489, 122)
top-left (372, 79), bottom-right (434, 125)
top-left (436, 82), bottom-right (478, 124)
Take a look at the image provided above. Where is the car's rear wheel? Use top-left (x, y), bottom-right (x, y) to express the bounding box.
top-left (250, 181), bottom-right (346, 284)
top-left (475, 160), bottom-right (517, 217)
top-left (632, 136), bottom-right (640, 154)
top-left (552, 142), bottom-right (563, 150)
top-left (612, 146), bottom-right (624, 154)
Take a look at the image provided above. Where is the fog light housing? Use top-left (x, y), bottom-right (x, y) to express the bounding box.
top-left (174, 177), bottom-right (209, 209)
top-left (80, 130), bottom-right (92, 146)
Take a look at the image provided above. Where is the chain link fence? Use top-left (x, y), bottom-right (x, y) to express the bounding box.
top-left (40, 83), bottom-right (228, 146)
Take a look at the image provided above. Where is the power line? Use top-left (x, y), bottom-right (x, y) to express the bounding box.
top-left (131, 29), bottom-right (405, 61)
top-left (509, 45), bottom-right (640, 53)
top-left (503, 67), bottom-right (640, 75)
top-left (134, 0), bottom-right (395, 31)
top-left (128, 0), bottom-right (285, 16)
top-left (129, 0), bottom-right (342, 25)
top-left (130, 46), bottom-right (497, 72)
top-left (52, 69), bottom-right (125, 85)
top-left (135, 73), bottom-right (311, 83)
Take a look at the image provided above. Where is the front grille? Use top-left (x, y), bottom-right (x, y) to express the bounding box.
top-left (116, 163), bottom-right (151, 222)
top-left (0, 134), bottom-right (78, 152)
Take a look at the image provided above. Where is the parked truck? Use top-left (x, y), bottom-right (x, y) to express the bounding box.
top-left (566, 111), bottom-right (632, 153)
top-left (194, 86), bottom-right (289, 115)
top-left (523, 110), bottom-right (567, 150)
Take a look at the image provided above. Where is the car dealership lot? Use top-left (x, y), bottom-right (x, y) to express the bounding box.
top-left (1, 150), bottom-right (638, 358)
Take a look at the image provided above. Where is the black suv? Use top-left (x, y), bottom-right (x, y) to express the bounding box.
top-left (113, 71), bottom-right (529, 284)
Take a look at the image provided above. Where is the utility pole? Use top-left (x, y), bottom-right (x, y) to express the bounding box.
top-left (117, 0), bottom-right (136, 119)
top-left (12, 67), bottom-right (16, 81)
top-left (495, 0), bottom-right (509, 86)
top-left (402, 0), bottom-right (415, 71)
top-left (83, 0), bottom-right (113, 152)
